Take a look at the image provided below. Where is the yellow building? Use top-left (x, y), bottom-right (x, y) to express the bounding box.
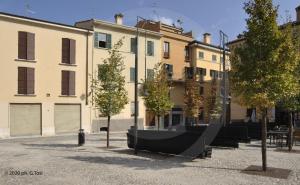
top-left (189, 33), bottom-right (230, 123)
top-left (137, 20), bottom-right (194, 129)
top-left (0, 12), bottom-right (93, 138)
top-left (76, 15), bottom-right (162, 132)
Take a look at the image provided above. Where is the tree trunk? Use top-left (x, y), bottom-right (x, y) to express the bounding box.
top-left (288, 112), bottom-right (293, 152)
top-left (107, 115), bottom-right (110, 148)
top-left (157, 115), bottom-right (160, 131)
top-left (261, 108), bottom-right (267, 171)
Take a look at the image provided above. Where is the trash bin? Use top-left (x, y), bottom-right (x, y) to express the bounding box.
top-left (78, 129), bottom-right (85, 146)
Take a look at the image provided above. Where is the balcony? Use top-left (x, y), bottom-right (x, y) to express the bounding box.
top-left (163, 52), bottom-right (170, 59)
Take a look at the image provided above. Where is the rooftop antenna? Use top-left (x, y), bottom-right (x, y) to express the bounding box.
top-left (151, 2), bottom-right (160, 21)
top-left (25, 2), bottom-right (36, 16)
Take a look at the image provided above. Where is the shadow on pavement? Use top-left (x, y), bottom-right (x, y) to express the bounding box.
top-left (65, 155), bottom-right (188, 170)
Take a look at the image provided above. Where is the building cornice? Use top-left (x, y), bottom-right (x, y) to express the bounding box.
top-left (0, 12), bottom-right (92, 33)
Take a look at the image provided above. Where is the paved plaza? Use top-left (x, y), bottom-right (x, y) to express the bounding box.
top-left (0, 133), bottom-right (299, 185)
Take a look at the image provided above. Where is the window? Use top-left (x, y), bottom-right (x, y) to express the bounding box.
top-left (200, 86), bottom-right (204, 95)
top-left (130, 67), bottom-right (135, 82)
top-left (212, 55), bottom-right (217, 62)
top-left (147, 69), bottom-right (154, 80)
top-left (185, 46), bottom-right (190, 61)
top-left (220, 56), bottom-right (224, 63)
top-left (198, 68), bottom-right (206, 76)
top-left (210, 70), bottom-right (218, 78)
top-left (94, 32), bottom-right (111, 49)
top-left (147, 41), bottom-right (154, 56)
top-left (131, 101), bottom-right (139, 117)
top-left (164, 64), bottom-right (173, 78)
top-left (198, 52), bottom-right (204, 59)
top-left (62, 38), bottom-right (76, 64)
top-left (18, 67), bottom-right (34, 94)
top-left (130, 37), bottom-right (137, 53)
top-left (18, 31), bottom-right (35, 60)
top-left (61, 70), bottom-right (75, 96)
top-left (185, 67), bottom-right (194, 79)
top-left (163, 42), bottom-right (170, 58)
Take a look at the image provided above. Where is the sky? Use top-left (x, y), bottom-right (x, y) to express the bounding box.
top-left (0, 0), bottom-right (299, 45)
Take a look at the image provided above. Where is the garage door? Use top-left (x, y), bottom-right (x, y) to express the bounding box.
top-left (54, 104), bottom-right (81, 134)
top-left (10, 104), bottom-right (41, 137)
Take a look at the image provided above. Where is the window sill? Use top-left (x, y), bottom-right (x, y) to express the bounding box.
top-left (95, 47), bottom-right (109, 50)
top-left (15, 94), bottom-right (37, 97)
top-left (15, 59), bottom-right (37, 63)
top-left (59, 95), bottom-right (77, 98)
top-left (59, 63), bottom-right (77, 67)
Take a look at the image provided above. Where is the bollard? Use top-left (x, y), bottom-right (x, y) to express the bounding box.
top-left (78, 129), bottom-right (85, 146)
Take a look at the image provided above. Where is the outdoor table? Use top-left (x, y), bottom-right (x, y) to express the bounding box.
top-left (267, 130), bottom-right (289, 147)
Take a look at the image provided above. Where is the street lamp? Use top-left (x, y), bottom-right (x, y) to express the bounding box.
top-left (220, 30), bottom-right (229, 126)
top-left (134, 16), bottom-right (148, 154)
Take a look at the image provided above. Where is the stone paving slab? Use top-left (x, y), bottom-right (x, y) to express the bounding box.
top-left (0, 133), bottom-right (299, 185)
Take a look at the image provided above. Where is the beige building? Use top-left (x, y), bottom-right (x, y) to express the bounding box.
top-left (76, 15), bottom-right (162, 132)
top-left (189, 34), bottom-right (231, 123)
top-left (0, 12), bottom-right (93, 138)
top-left (137, 20), bottom-right (194, 129)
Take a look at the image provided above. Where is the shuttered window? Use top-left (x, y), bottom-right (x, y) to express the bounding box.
top-left (199, 52), bottom-right (204, 59)
top-left (130, 67), bottom-right (135, 82)
top-left (62, 38), bottom-right (76, 64)
top-left (94, 32), bottom-right (112, 49)
top-left (18, 31), bottom-right (35, 60)
top-left (212, 55), bottom-right (217, 62)
top-left (130, 38), bottom-right (137, 53)
top-left (147, 41), bottom-right (154, 56)
top-left (18, 67), bottom-right (35, 94)
top-left (147, 69), bottom-right (154, 80)
top-left (61, 70), bottom-right (75, 96)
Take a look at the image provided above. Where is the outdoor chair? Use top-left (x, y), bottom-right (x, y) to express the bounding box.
top-left (293, 129), bottom-right (300, 146)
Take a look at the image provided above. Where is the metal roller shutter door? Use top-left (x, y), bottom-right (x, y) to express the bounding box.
top-left (10, 104), bottom-right (41, 137)
top-left (54, 104), bottom-right (80, 134)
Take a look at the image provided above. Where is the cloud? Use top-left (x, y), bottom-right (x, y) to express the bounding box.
top-left (153, 16), bottom-right (174, 25)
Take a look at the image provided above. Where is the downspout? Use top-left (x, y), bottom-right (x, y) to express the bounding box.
top-left (86, 30), bottom-right (89, 106)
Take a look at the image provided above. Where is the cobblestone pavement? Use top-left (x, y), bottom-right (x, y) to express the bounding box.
top-left (0, 133), bottom-right (299, 185)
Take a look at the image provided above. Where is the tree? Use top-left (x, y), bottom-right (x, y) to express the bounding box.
top-left (141, 63), bottom-right (173, 130)
top-left (278, 23), bottom-right (300, 151)
top-left (184, 72), bottom-right (203, 126)
top-left (204, 78), bottom-right (222, 123)
top-left (230, 0), bottom-right (299, 171)
top-left (91, 38), bottom-right (128, 148)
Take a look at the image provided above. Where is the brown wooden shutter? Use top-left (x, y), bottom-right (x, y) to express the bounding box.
top-left (18, 32), bottom-right (27, 59)
top-left (62, 38), bottom-right (70, 64)
top-left (61, 71), bottom-right (69, 95)
top-left (69, 39), bottom-right (76, 64)
top-left (27, 32), bottom-right (35, 60)
top-left (26, 68), bottom-right (35, 94)
top-left (18, 67), bottom-right (27, 94)
top-left (69, 71), bottom-right (75, 95)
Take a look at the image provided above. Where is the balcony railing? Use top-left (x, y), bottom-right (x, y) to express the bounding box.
top-left (163, 52), bottom-right (170, 59)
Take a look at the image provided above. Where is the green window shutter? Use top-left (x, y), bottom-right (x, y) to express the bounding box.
top-left (94, 32), bottom-right (99, 48)
top-left (131, 38), bottom-right (136, 53)
top-left (147, 41), bottom-right (154, 56)
top-left (130, 68), bottom-right (135, 82)
top-left (147, 69), bottom-right (154, 80)
top-left (106, 34), bottom-right (112, 49)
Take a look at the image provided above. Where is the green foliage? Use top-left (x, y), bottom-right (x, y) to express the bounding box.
top-left (140, 63), bottom-right (173, 118)
top-left (91, 38), bottom-right (129, 117)
top-left (230, 0), bottom-right (299, 112)
top-left (184, 75), bottom-right (203, 120)
top-left (204, 79), bottom-right (222, 123)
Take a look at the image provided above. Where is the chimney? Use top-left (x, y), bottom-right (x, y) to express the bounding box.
top-left (114, 13), bottom-right (124, 25)
top-left (296, 6), bottom-right (300, 22)
top-left (203, 33), bottom-right (211, 44)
